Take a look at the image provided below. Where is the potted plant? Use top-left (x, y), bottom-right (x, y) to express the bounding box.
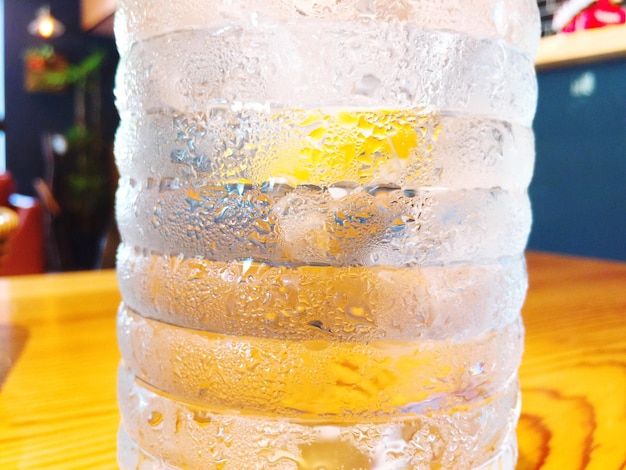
top-left (39, 49), bottom-right (115, 270)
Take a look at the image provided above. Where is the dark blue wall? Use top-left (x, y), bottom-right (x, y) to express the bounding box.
top-left (4, 0), bottom-right (118, 196)
top-left (529, 59), bottom-right (626, 261)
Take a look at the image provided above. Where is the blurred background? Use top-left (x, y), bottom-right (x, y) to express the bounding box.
top-left (0, 0), bottom-right (624, 275)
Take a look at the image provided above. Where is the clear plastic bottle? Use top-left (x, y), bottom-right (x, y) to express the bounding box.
top-left (114, 1), bottom-right (539, 468)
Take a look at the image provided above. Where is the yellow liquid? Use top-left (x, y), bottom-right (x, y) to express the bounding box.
top-left (252, 108), bottom-right (440, 186)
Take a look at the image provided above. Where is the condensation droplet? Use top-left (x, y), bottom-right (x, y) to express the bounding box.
top-left (147, 411), bottom-right (163, 428)
top-left (193, 410), bottom-right (213, 427)
top-left (353, 74), bottom-right (381, 97)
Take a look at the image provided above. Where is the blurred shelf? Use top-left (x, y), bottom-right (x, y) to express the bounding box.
top-left (536, 23), bottom-right (626, 69)
top-left (81, 0), bottom-right (116, 36)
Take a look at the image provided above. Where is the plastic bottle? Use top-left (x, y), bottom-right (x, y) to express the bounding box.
top-left (114, 1), bottom-right (539, 468)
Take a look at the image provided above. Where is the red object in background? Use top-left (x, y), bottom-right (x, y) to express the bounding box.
top-left (562, 0), bottom-right (626, 33)
top-left (0, 173), bottom-right (45, 276)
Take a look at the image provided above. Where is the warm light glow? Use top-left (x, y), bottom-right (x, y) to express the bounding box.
top-left (28, 6), bottom-right (65, 38)
top-left (38, 16), bottom-right (55, 38)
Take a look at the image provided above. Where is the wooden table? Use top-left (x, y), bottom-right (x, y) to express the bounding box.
top-left (1, 252), bottom-right (625, 469)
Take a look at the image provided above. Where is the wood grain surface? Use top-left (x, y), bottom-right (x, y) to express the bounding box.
top-left (0, 271), bottom-right (121, 469)
top-left (0, 252), bottom-right (625, 469)
top-left (518, 253), bottom-right (626, 470)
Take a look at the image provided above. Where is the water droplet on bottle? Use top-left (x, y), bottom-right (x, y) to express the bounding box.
top-left (159, 177), bottom-right (175, 192)
top-left (147, 411), bottom-right (163, 428)
top-left (193, 410), bottom-right (213, 427)
top-left (390, 217), bottom-right (406, 232)
top-left (469, 361), bottom-right (486, 376)
top-left (367, 183), bottom-right (401, 196)
top-left (354, 74), bottom-right (381, 97)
